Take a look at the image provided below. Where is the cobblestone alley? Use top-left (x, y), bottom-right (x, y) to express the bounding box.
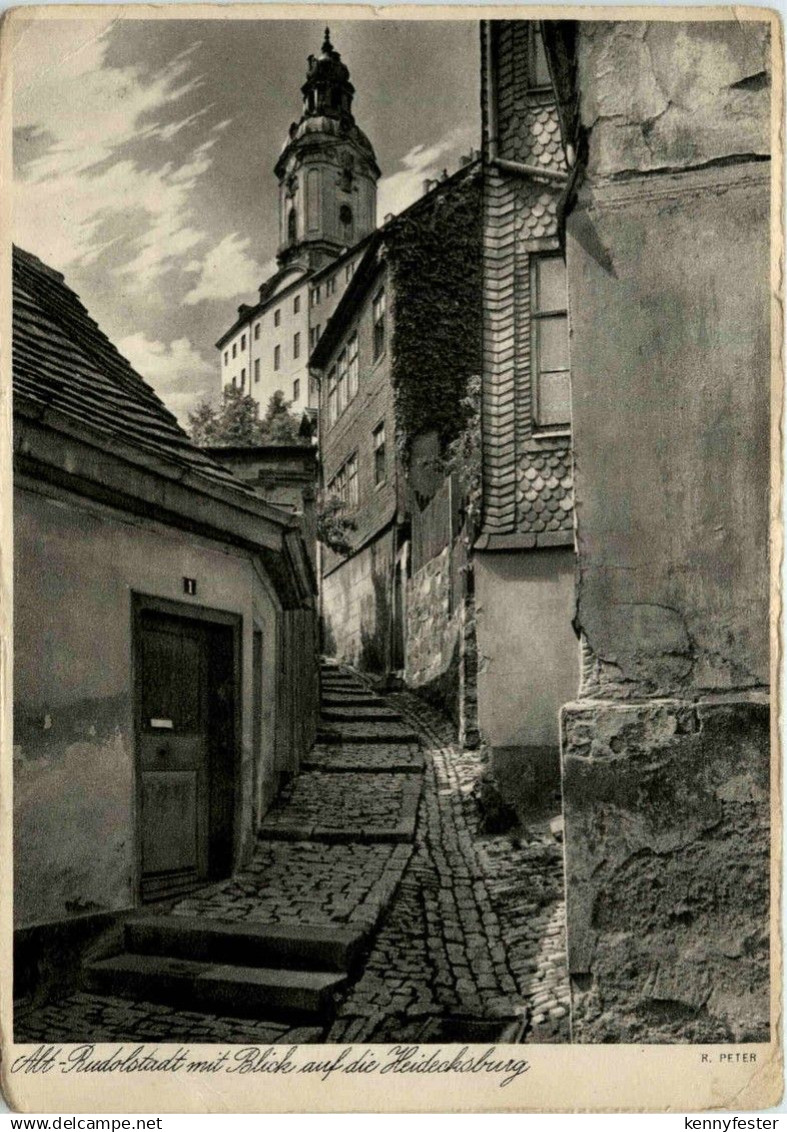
top-left (16, 665), bottom-right (569, 1045)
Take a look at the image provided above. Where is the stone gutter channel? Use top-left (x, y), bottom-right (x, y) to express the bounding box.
top-left (16, 662), bottom-right (569, 1044)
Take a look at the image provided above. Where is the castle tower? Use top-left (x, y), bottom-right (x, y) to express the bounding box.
top-left (274, 29), bottom-right (380, 270)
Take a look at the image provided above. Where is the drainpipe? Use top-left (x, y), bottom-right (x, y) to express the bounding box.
top-left (484, 19), bottom-right (568, 185)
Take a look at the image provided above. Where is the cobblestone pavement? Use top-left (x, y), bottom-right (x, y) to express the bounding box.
top-left (15, 992), bottom-right (323, 1045)
top-left (171, 842), bottom-right (412, 926)
top-left (15, 670), bottom-right (569, 1044)
top-left (326, 687), bottom-right (571, 1043)
top-left (258, 769), bottom-right (420, 839)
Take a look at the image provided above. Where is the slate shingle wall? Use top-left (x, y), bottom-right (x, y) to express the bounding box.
top-left (482, 21), bottom-right (574, 540)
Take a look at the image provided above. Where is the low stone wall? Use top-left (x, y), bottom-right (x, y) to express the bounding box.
top-left (405, 547), bottom-right (462, 722)
top-left (561, 693), bottom-right (770, 1043)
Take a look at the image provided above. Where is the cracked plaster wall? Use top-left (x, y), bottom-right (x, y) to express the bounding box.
top-left (14, 485), bottom-right (281, 929)
top-left (559, 20), bottom-right (772, 1043)
top-left (578, 21), bottom-right (771, 180)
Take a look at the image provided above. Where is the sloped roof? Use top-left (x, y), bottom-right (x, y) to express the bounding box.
top-left (12, 245), bottom-right (252, 498)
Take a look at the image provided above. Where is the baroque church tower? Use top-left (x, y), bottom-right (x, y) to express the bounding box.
top-left (217, 29), bottom-right (380, 416)
top-left (274, 29), bottom-right (380, 270)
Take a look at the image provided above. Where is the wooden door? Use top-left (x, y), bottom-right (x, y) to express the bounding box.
top-left (137, 611), bottom-right (210, 901)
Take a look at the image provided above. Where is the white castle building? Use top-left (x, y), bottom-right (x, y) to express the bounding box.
top-left (215, 29), bottom-right (380, 417)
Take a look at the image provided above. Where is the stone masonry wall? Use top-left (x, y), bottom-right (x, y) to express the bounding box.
top-left (554, 19), bottom-right (773, 1044)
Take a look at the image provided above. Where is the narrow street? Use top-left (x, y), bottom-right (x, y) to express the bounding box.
top-left (16, 665), bottom-right (569, 1045)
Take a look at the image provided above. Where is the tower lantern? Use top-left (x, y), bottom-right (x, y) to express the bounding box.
top-left (274, 28), bottom-right (380, 269)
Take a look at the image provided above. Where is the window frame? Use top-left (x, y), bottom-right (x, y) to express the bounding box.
top-left (293, 377), bottom-right (300, 402)
top-left (530, 252), bottom-right (571, 431)
top-left (347, 332), bottom-right (359, 400)
top-left (274, 308), bottom-right (281, 328)
top-left (293, 331), bottom-right (301, 359)
top-left (373, 420), bottom-right (387, 486)
top-left (273, 344), bottom-right (281, 371)
top-left (528, 22), bottom-right (552, 91)
top-left (254, 358), bottom-right (260, 383)
top-left (373, 288), bottom-right (386, 360)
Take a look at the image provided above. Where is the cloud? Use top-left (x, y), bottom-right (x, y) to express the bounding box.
top-left (377, 124), bottom-right (478, 220)
top-left (12, 20), bottom-right (224, 296)
top-left (116, 331), bottom-right (216, 424)
top-left (183, 233), bottom-right (270, 306)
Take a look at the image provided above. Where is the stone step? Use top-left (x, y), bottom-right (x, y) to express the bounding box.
top-left (317, 723), bottom-right (420, 744)
top-left (85, 953), bottom-right (346, 1020)
top-left (320, 706), bottom-right (402, 723)
top-left (125, 915), bottom-right (368, 973)
top-left (303, 743), bottom-right (424, 774)
top-left (321, 693), bottom-right (386, 708)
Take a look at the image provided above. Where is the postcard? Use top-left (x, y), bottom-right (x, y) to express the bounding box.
top-left (1, 4), bottom-right (782, 1112)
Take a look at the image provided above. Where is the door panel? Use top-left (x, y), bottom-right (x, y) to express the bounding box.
top-left (137, 612), bottom-right (209, 900)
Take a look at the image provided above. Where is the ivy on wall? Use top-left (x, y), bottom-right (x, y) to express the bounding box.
top-left (387, 170), bottom-right (483, 462)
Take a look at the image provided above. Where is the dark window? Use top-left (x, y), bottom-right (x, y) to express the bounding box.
top-left (240, 334), bottom-right (246, 350)
top-left (339, 204), bottom-right (354, 244)
top-left (274, 309), bottom-right (281, 328)
top-left (327, 366), bottom-right (337, 426)
top-left (240, 367), bottom-right (246, 389)
top-left (254, 322), bottom-right (260, 340)
top-left (347, 333), bottom-right (359, 399)
top-left (293, 332), bottom-right (301, 359)
top-left (274, 345), bottom-right (281, 371)
top-left (373, 421), bottom-right (386, 485)
top-left (330, 453), bottom-right (358, 507)
top-left (294, 294), bottom-right (301, 314)
top-left (288, 208), bottom-right (296, 243)
top-left (232, 342), bottom-right (237, 359)
top-left (254, 359), bottom-right (260, 383)
top-left (373, 288), bottom-right (386, 359)
top-left (337, 348), bottom-right (348, 416)
top-left (224, 351), bottom-right (228, 365)
top-left (530, 254), bottom-right (570, 428)
top-left (529, 23), bottom-right (551, 89)
top-left (293, 378), bottom-right (300, 402)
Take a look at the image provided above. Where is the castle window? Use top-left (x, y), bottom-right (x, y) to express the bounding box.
top-left (293, 378), bottom-right (300, 402)
top-left (529, 23), bottom-right (551, 89)
top-left (240, 367), bottom-right (246, 389)
top-left (254, 359), bottom-right (260, 383)
top-left (274, 344), bottom-right (281, 371)
top-left (241, 333), bottom-right (246, 350)
top-left (347, 332), bottom-right (359, 399)
top-left (330, 453), bottom-right (358, 507)
top-left (288, 208), bottom-right (297, 243)
top-left (294, 294), bottom-right (301, 314)
top-left (327, 366), bottom-right (338, 426)
top-left (530, 254), bottom-right (570, 429)
top-left (224, 351), bottom-right (228, 365)
top-left (274, 309), bottom-right (281, 327)
top-left (232, 342), bottom-right (237, 359)
top-left (339, 204), bottom-right (354, 243)
top-left (373, 288), bottom-right (386, 359)
top-left (373, 421), bottom-right (387, 486)
top-left (254, 322), bottom-right (260, 340)
top-left (311, 286), bottom-right (321, 306)
top-left (337, 347), bottom-right (348, 416)
top-left (293, 331), bottom-right (301, 359)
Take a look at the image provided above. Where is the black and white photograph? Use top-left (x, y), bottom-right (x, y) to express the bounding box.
top-left (3, 6), bottom-right (779, 1112)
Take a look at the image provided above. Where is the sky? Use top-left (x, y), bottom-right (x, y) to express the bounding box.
top-left (12, 15), bottom-right (480, 423)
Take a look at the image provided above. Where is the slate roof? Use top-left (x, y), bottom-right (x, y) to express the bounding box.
top-left (13, 245), bottom-right (253, 498)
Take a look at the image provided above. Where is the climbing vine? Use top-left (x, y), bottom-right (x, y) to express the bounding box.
top-left (388, 169), bottom-right (483, 463)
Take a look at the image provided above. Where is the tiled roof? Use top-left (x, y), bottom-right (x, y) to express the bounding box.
top-left (517, 445), bottom-right (573, 534)
top-left (13, 245), bottom-right (251, 497)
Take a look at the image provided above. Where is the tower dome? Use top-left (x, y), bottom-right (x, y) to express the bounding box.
top-left (274, 29), bottom-right (380, 269)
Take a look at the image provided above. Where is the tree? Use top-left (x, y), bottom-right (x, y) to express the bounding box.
top-left (188, 385), bottom-right (307, 447)
top-left (261, 389), bottom-right (304, 444)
